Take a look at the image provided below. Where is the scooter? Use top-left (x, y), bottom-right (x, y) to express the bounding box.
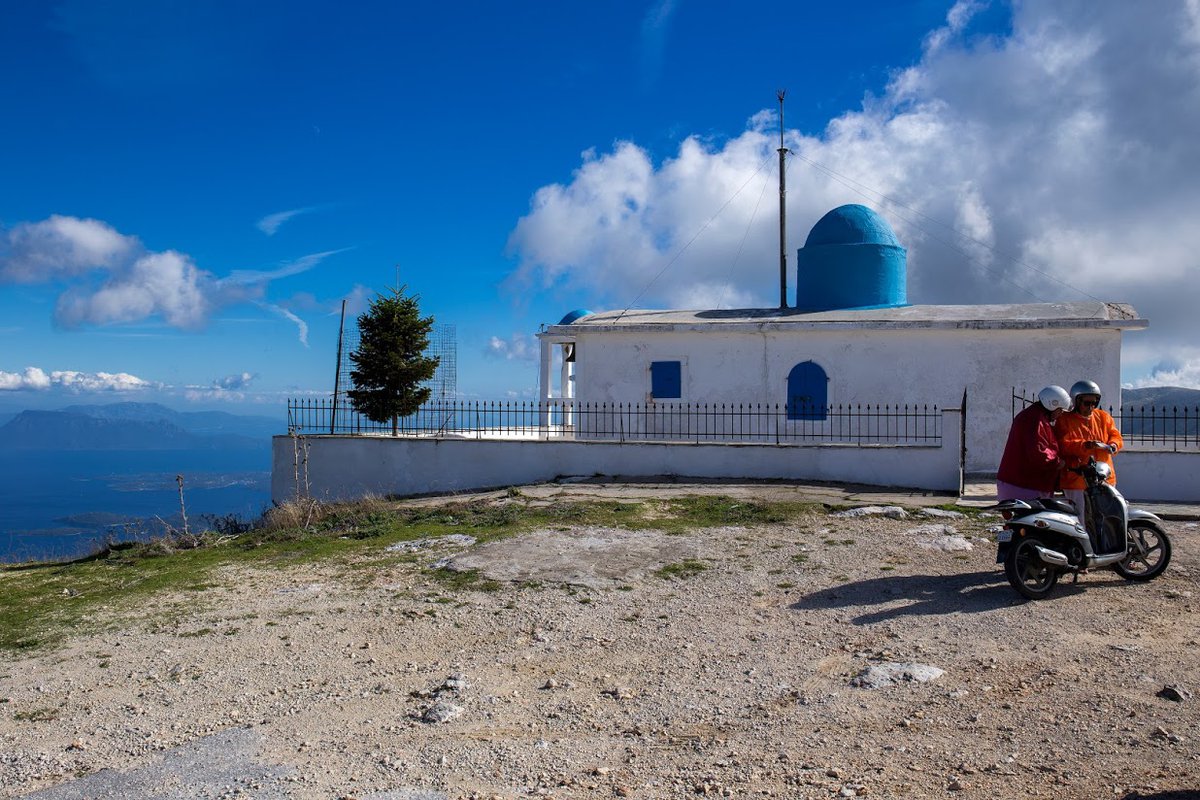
top-left (994, 458), bottom-right (1172, 600)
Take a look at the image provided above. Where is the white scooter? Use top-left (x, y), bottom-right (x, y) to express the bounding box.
top-left (994, 458), bottom-right (1172, 600)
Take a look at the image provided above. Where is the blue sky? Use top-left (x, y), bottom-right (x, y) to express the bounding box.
top-left (2, 0), bottom-right (1198, 416)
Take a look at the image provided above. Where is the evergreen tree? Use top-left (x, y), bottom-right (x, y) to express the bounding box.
top-left (347, 286), bottom-right (439, 435)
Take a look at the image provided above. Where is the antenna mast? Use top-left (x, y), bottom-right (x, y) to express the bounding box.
top-left (777, 89), bottom-right (789, 309)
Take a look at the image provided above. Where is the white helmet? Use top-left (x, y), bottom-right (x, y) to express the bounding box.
top-left (1069, 379), bottom-right (1102, 404)
top-left (1038, 385), bottom-right (1071, 412)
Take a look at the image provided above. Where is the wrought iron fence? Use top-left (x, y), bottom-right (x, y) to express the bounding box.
top-left (1012, 389), bottom-right (1199, 449)
top-left (286, 398), bottom-right (945, 445)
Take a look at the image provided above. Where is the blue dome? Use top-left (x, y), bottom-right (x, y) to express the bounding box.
top-left (795, 205), bottom-right (907, 311)
top-left (557, 308), bottom-right (593, 325)
top-left (803, 204), bottom-right (902, 249)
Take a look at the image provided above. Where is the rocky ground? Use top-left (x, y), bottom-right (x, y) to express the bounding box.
top-left (2, 489), bottom-right (1198, 800)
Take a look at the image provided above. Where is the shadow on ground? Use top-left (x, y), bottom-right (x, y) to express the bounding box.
top-left (788, 569), bottom-right (1134, 624)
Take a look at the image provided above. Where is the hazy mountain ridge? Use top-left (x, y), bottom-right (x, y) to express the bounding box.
top-left (0, 402), bottom-right (281, 451)
top-left (60, 402), bottom-right (281, 438)
top-left (1121, 386), bottom-right (1200, 408)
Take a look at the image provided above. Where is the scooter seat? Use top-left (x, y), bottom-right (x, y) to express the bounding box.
top-left (1036, 498), bottom-right (1078, 516)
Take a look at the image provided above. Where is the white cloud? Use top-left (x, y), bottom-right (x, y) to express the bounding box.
top-left (1, 214), bottom-right (327, 343)
top-left (0, 215), bottom-right (138, 283)
top-left (256, 207), bottom-right (315, 236)
top-left (259, 302), bottom-right (309, 347)
top-left (0, 367), bottom-right (52, 390)
top-left (1125, 353), bottom-right (1200, 390)
top-left (212, 372), bottom-right (256, 391)
top-left (0, 366), bottom-right (153, 392)
top-left (639, 0), bottom-right (677, 89)
top-left (507, 1), bottom-right (1200, 382)
top-left (222, 248), bottom-right (349, 285)
top-left (56, 250), bottom-right (212, 329)
top-left (486, 334), bottom-right (537, 361)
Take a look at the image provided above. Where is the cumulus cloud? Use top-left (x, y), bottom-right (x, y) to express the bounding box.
top-left (0, 215), bottom-right (329, 342)
top-left (0, 366), bottom-right (153, 392)
top-left (1125, 351), bottom-right (1200, 390)
top-left (0, 367), bottom-right (52, 391)
top-left (56, 250), bottom-right (213, 329)
top-left (0, 215), bottom-right (138, 283)
top-left (212, 372), bottom-right (256, 391)
top-left (486, 334), bottom-right (537, 361)
top-left (507, 1), bottom-right (1200, 384)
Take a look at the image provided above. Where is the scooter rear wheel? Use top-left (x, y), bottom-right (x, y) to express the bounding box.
top-left (1004, 533), bottom-right (1059, 600)
top-left (1114, 521), bottom-right (1172, 581)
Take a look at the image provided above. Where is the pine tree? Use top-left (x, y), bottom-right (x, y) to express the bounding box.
top-left (347, 286), bottom-right (439, 435)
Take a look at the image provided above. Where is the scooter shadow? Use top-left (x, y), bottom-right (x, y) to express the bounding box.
top-left (788, 569), bottom-right (1120, 625)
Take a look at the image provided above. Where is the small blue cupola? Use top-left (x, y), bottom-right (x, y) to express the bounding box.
top-left (794, 204), bottom-right (907, 311)
top-left (558, 309), bottom-right (594, 325)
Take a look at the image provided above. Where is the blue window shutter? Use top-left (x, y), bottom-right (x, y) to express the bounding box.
top-left (650, 361), bottom-right (682, 399)
top-left (786, 361), bottom-right (828, 420)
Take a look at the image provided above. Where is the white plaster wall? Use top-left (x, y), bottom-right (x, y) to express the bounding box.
top-left (571, 327), bottom-right (1122, 473)
top-left (1113, 450), bottom-right (1200, 503)
top-left (272, 423), bottom-right (963, 504)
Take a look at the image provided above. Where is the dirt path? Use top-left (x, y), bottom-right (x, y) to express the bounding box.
top-left (2, 496), bottom-right (1198, 800)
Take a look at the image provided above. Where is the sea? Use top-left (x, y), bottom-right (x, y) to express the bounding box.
top-left (0, 448), bottom-right (272, 564)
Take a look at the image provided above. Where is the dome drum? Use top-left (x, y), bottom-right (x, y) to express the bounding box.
top-left (794, 204), bottom-right (907, 312)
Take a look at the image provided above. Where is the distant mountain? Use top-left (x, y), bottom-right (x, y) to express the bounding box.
top-left (1120, 386), bottom-right (1198, 438)
top-left (60, 402), bottom-right (281, 438)
top-left (1121, 386), bottom-right (1200, 409)
top-left (0, 409), bottom-right (266, 451)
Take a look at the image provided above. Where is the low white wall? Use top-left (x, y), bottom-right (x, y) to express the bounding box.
top-left (1114, 450), bottom-right (1200, 503)
top-left (272, 434), bottom-right (963, 504)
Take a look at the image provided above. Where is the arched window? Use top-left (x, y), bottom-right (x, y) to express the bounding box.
top-left (787, 361), bottom-right (828, 420)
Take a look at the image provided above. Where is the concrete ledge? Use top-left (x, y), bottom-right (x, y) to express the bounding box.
top-left (272, 435), bottom-right (963, 504)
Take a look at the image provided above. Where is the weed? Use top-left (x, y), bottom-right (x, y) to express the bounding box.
top-left (653, 560), bottom-right (709, 580)
top-left (791, 553), bottom-right (809, 564)
top-left (429, 568), bottom-right (502, 593)
top-left (776, 582), bottom-right (796, 589)
top-left (14, 707), bottom-right (58, 722)
top-left (178, 628), bottom-right (214, 638)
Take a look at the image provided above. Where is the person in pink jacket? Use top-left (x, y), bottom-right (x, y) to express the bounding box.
top-left (996, 386), bottom-right (1071, 501)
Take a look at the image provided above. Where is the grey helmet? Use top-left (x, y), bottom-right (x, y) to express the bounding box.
top-left (1069, 379), bottom-right (1102, 404)
top-left (1038, 385), bottom-right (1071, 412)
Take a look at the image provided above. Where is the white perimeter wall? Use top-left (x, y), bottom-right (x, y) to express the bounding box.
top-left (1115, 450), bottom-right (1200, 503)
top-left (570, 327), bottom-right (1123, 474)
top-left (272, 426), bottom-right (963, 504)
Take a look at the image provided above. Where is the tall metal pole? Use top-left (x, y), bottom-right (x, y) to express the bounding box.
top-left (331, 299), bottom-right (347, 435)
top-left (777, 89), bottom-right (790, 310)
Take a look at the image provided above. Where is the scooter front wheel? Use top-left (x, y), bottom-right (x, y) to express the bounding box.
top-left (1114, 521), bottom-right (1172, 581)
top-left (1004, 532), bottom-right (1060, 600)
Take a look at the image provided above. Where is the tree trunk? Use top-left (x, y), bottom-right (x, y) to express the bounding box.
top-left (392, 414), bottom-right (398, 437)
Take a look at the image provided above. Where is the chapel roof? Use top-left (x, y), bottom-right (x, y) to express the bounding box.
top-left (541, 302), bottom-right (1146, 336)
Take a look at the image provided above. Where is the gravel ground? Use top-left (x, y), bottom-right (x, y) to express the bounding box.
top-left (2, 498), bottom-right (1198, 800)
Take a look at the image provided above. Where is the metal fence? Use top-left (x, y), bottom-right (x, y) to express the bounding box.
top-left (286, 398), bottom-right (945, 445)
top-left (1012, 389), bottom-right (1199, 449)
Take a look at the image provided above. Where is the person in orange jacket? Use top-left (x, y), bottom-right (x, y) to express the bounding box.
top-left (1056, 379), bottom-right (1122, 524)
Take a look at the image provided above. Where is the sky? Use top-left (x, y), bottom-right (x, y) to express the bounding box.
top-left (2, 0), bottom-right (1199, 417)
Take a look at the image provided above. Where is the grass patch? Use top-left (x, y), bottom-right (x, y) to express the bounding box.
top-left (13, 707), bottom-right (59, 722)
top-left (428, 568), bottom-right (502, 593)
top-left (0, 493), bottom-right (815, 654)
top-left (653, 559), bottom-right (710, 580)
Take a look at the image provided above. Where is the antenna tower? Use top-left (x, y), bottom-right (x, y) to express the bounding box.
top-left (777, 89), bottom-right (789, 309)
